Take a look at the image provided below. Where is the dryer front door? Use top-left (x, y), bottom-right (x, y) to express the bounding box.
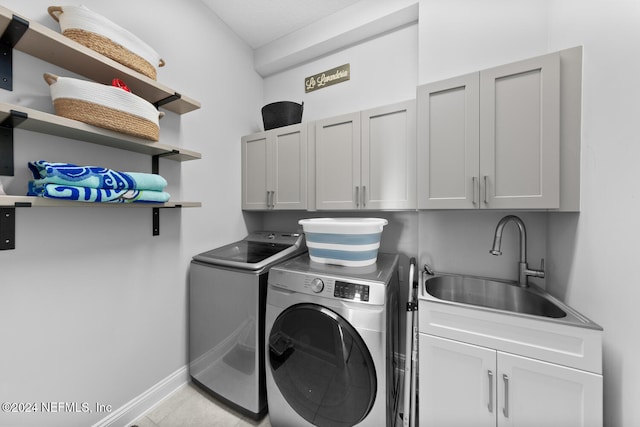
top-left (268, 303), bottom-right (376, 427)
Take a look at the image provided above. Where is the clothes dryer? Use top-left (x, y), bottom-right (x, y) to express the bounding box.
top-left (265, 253), bottom-right (400, 426)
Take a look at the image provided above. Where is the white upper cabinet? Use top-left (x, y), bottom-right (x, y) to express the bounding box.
top-left (418, 48), bottom-right (580, 210)
top-left (417, 72), bottom-right (480, 209)
top-left (480, 54), bottom-right (560, 209)
top-left (242, 132), bottom-right (269, 210)
top-left (362, 102), bottom-right (417, 210)
top-left (315, 100), bottom-right (416, 210)
top-left (315, 112), bottom-right (361, 210)
top-left (271, 125), bottom-right (308, 210)
top-left (241, 123), bottom-right (308, 210)
top-left (241, 47), bottom-right (581, 213)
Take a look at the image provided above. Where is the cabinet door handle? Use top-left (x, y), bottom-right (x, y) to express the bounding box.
top-left (362, 185), bottom-right (366, 207)
top-left (502, 374), bottom-right (510, 418)
top-left (267, 191), bottom-right (274, 209)
top-left (487, 370), bottom-right (494, 413)
top-left (472, 176), bottom-right (476, 205)
top-left (483, 175), bottom-right (489, 205)
top-left (355, 186), bottom-right (360, 207)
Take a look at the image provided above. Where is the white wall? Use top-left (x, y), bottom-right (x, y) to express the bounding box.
top-left (262, 23), bottom-right (418, 123)
top-left (419, 0), bottom-right (549, 85)
top-left (417, 211), bottom-right (547, 282)
top-left (0, 1), bottom-right (261, 426)
top-left (254, 0), bottom-right (418, 77)
top-left (419, 0), bottom-right (640, 425)
top-left (545, 1), bottom-right (640, 426)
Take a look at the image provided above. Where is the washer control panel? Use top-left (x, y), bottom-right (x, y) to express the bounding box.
top-left (300, 276), bottom-right (372, 303)
top-left (268, 268), bottom-right (386, 305)
top-left (334, 281), bottom-right (370, 302)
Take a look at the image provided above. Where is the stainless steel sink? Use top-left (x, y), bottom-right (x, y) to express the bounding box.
top-left (419, 272), bottom-right (603, 374)
top-left (425, 275), bottom-right (566, 318)
top-left (420, 273), bottom-right (604, 331)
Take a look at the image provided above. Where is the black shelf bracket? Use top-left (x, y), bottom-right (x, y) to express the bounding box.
top-left (0, 207), bottom-right (16, 250)
top-left (1, 202), bottom-right (31, 251)
top-left (154, 92), bottom-right (181, 109)
top-left (0, 15), bottom-right (29, 91)
top-left (0, 109), bottom-right (27, 176)
top-left (152, 207), bottom-right (160, 236)
top-left (150, 151), bottom-right (179, 236)
top-left (151, 150), bottom-right (179, 174)
top-left (152, 154), bottom-right (160, 175)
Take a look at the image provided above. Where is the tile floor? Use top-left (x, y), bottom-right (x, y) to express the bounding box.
top-left (130, 383), bottom-right (271, 427)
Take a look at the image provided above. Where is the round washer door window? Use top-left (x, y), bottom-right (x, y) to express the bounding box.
top-left (268, 303), bottom-right (376, 427)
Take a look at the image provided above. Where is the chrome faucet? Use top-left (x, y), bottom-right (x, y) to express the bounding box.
top-left (490, 215), bottom-right (545, 287)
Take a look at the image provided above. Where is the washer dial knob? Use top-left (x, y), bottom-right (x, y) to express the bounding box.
top-left (310, 278), bottom-right (324, 293)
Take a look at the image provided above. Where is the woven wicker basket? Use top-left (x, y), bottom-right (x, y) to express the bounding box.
top-left (44, 73), bottom-right (162, 141)
top-left (48, 5), bottom-right (165, 80)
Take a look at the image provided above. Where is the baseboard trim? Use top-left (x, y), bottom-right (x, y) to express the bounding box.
top-left (91, 365), bottom-right (189, 427)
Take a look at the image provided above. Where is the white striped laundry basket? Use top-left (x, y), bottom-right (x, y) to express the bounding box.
top-left (298, 218), bottom-right (388, 267)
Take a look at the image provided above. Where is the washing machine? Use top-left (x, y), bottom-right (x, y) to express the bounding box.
top-left (189, 231), bottom-right (305, 419)
top-left (265, 253), bottom-right (400, 427)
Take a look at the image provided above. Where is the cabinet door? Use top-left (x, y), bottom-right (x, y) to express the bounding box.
top-left (419, 334), bottom-right (496, 427)
top-left (417, 73), bottom-right (480, 209)
top-left (361, 100), bottom-right (416, 210)
top-left (480, 53), bottom-right (560, 209)
top-left (497, 352), bottom-right (603, 427)
top-left (271, 124), bottom-right (307, 210)
top-left (315, 112), bottom-right (360, 210)
top-left (241, 132), bottom-right (269, 210)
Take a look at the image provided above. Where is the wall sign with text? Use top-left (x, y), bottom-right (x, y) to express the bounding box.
top-left (305, 64), bottom-right (350, 93)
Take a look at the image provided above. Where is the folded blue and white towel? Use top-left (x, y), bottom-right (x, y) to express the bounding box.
top-left (28, 160), bottom-right (167, 191)
top-left (28, 182), bottom-right (170, 203)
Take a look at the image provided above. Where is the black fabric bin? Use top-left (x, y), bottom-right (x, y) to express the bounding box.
top-left (262, 101), bottom-right (303, 130)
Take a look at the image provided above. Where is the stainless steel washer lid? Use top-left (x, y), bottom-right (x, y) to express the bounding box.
top-left (192, 231), bottom-right (305, 270)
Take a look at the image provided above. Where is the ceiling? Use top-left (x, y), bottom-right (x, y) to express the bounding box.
top-left (200, 0), bottom-right (362, 49)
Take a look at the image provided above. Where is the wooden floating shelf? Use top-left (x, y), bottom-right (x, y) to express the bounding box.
top-left (0, 6), bottom-right (201, 114)
top-left (0, 102), bottom-right (201, 161)
top-left (0, 6), bottom-right (203, 248)
top-left (0, 195), bottom-right (201, 208)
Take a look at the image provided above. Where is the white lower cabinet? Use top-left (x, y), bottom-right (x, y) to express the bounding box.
top-left (419, 334), bottom-right (603, 427)
top-left (497, 350), bottom-right (602, 427)
top-left (419, 334), bottom-right (495, 427)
